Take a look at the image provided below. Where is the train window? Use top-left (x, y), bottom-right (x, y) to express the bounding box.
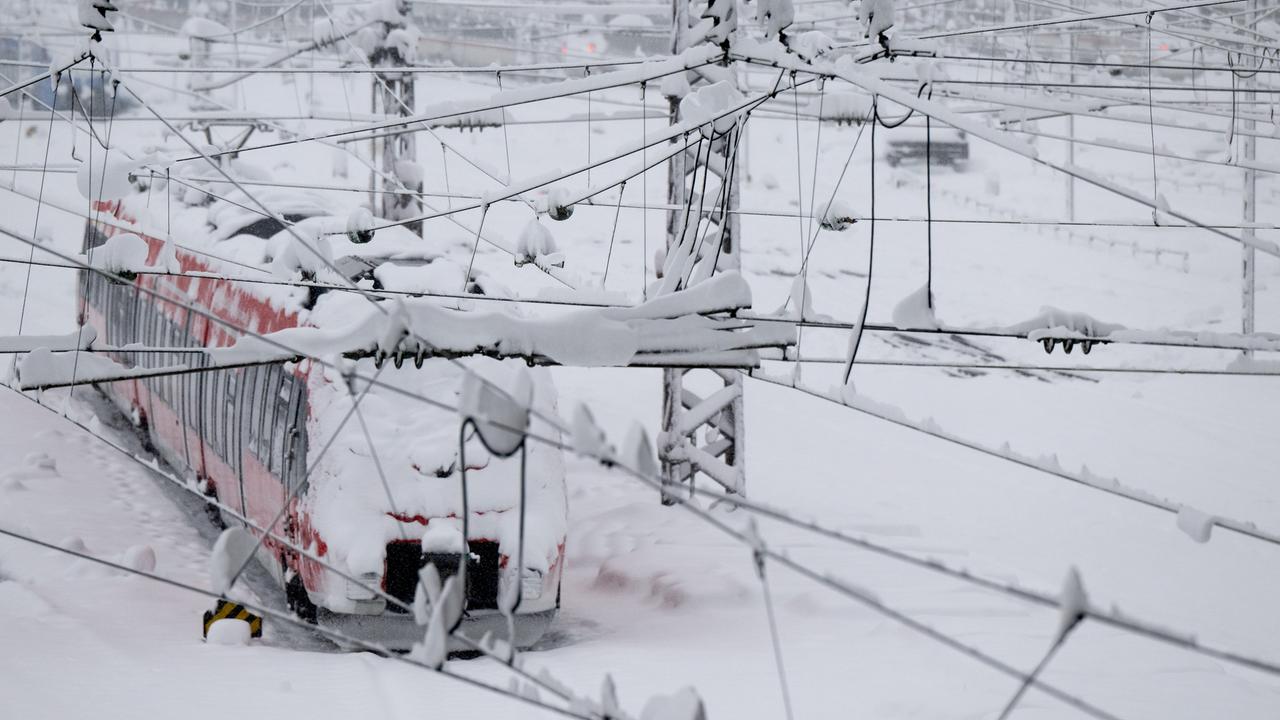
top-left (286, 379), bottom-right (308, 493)
top-left (104, 284), bottom-right (115, 347)
top-left (187, 314), bottom-right (200, 431)
top-left (151, 307), bottom-right (161, 370)
top-left (126, 291), bottom-right (138, 349)
top-left (162, 313), bottom-right (175, 399)
top-left (147, 307), bottom-right (155, 389)
top-left (206, 370), bottom-right (221, 459)
top-left (239, 365), bottom-right (257, 467)
top-left (201, 369), bottom-right (213, 456)
top-left (172, 316), bottom-right (182, 403)
top-left (259, 365), bottom-right (281, 466)
top-left (268, 375), bottom-right (282, 475)
top-left (271, 373), bottom-right (291, 475)
top-left (225, 370), bottom-right (238, 470)
top-left (247, 364), bottom-right (265, 466)
top-left (105, 283), bottom-right (115, 347)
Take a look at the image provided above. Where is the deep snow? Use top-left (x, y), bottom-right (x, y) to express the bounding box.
top-left (0, 8), bottom-right (1279, 720)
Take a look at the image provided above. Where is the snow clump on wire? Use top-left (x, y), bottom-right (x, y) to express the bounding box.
top-left (680, 81), bottom-right (745, 139)
top-left (516, 219), bottom-right (564, 268)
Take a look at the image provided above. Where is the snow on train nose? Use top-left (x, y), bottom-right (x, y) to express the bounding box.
top-left (344, 571), bottom-right (383, 602)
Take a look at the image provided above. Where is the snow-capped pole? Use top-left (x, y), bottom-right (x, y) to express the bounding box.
top-left (659, 0), bottom-right (749, 507)
top-left (366, 0), bottom-right (423, 235)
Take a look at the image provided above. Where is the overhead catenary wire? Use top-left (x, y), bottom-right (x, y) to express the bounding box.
top-left (5, 10), bottom-right (1279, 716)
top-left (743, 369), bottom-right (1280, 549)
top-left (6, 210), bottom-right (1280, 717)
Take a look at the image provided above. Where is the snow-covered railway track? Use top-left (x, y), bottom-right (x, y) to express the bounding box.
top-left (72, 390), bottom-right (337, 652)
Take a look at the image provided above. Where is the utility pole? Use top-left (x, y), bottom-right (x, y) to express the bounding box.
top-left (657, 0), bottom-right (746, 504)
top-left (1240, 0), bottom-right (1257, 347)
top-left (370, 1), bottom-right (423, 236)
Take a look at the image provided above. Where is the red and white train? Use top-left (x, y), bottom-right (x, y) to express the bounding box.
top-left (80, 186), bottom-right (567, 649)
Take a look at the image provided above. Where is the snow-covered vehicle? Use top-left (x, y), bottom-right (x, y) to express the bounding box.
top-left (78, 188), bottom-right (567, 650)
top-left (884, 127), bottom-right (968, 169)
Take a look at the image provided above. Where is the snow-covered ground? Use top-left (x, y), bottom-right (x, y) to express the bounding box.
top-left (1, 13), bottom-right (1279, 720)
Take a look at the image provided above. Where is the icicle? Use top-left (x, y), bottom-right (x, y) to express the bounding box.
top-left (572, 404), bottom-right (614, 462)
top-left (1058, 567), bottom-right (1088, 638)
top-left (620, 422), bottom-right (658, 479)
top-left (601, 674), bottom-right (621, 718)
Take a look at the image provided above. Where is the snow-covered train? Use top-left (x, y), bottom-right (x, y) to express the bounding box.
top-left (79, 186), bottom-right (567, 649)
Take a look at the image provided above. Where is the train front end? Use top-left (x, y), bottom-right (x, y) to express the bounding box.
top-left (292, 316), bottom-right (568, 650)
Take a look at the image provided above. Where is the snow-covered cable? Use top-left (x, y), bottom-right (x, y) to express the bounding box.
top-left (744, 371), bottom-right (1280, 550)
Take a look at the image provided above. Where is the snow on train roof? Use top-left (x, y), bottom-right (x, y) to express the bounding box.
top-left (107, 169), bottom-right (568, 585)
top-left (115, 171), bottom-right (462, 313)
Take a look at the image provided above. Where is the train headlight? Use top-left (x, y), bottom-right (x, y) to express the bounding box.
top-left (520, 569), bottom-right (543, 601)
top-left (345, 572), bottom-right (382, 601)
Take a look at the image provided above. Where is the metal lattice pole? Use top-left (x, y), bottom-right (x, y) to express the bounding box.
top-left (658, 0), bottom-right (746, 505)
top-left (370, 4), bottom-right (423, 236)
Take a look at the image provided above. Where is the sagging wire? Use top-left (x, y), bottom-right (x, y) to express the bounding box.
top-left (497, 70), bottom-right (513, 183)
top-left (791, 70), bottom-right (806, 258)
top-left (440, 143), bottom-right (452, 210)
top-left (586, 66), bottom-right (593, 187)
top-left (462, 203), bottom-right (490, 291)
top-left (660, 132), bottom-right (707, 288)
top-left (842, 96), bottom-right (881, 386)
top-left (707, 118), bottom-right (746, 277)
top-left (7, 73), bottom-right (23, 189)
top-left (748, 520), bottom-right (796, 720)
top-left (684, 123), bottom-right (739, 283)
top-left (995, 614), bottom-right (1085, 720)
top-left (641, 80), bottom-right (649, 301)
top-left (601, 180), bottom-right (626, 286)
top-left (70, 62), bottom-right (121, 409)
top-left (924, 83), bottom-right (934, 312)
top-left (676, 133), bottom-right (721, 289)
top-left (15, 71), bottom-right (62, 335)
top-left (1146, 12), bottom-right (1162, 225)
top-left (458, 396), bottom-right (531, 650)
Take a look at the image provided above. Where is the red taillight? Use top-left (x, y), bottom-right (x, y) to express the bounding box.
top-left (587, 42), bottom-right (596, 53)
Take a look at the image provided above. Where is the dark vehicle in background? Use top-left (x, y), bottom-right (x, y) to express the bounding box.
top-left (885, 127), bottom-right (969, 169)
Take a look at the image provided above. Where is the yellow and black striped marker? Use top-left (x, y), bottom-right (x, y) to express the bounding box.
top-left (202, 598), bottom-right (263, 639)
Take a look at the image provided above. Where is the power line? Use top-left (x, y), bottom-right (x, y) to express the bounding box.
top-left (759, 355), bottom-right (1280, 378)
top-left (743, 371), bottom-right (1280, 549)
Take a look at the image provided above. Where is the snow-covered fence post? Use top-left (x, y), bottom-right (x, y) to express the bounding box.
top-left (369, 1), bottom-right (423, 236)
top-left (657, 0), bottom-right (747, 505)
